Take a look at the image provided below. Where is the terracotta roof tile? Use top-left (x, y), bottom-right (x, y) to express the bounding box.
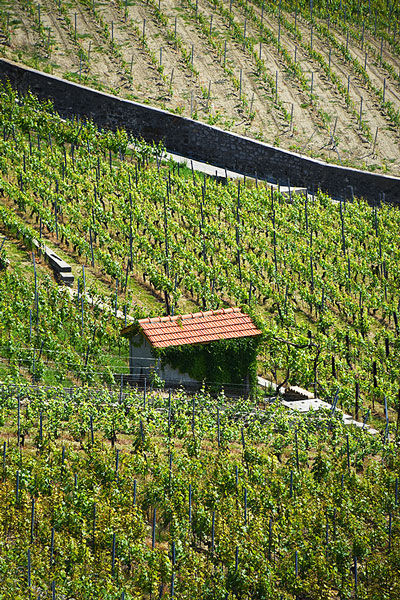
top-left (137, 308), bottom-right (262, 348)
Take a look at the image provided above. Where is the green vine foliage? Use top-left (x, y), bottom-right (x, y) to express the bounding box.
top-left (156, 335), bottom-right (261, 395)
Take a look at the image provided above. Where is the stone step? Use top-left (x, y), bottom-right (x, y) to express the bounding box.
top-left (284, 385), bottom-right (315, 401)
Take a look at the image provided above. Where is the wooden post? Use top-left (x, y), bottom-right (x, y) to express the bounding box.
top-left (372, 127), bottom-right (378, 154)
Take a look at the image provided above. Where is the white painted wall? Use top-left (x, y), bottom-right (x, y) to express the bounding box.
top-left (129, 333), bottom-right (197, 385)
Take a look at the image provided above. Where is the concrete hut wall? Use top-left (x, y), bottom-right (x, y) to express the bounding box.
top-left (129, 333), bottom-right (197, 386)
top-left (1, 58), bottom-right (400, 204)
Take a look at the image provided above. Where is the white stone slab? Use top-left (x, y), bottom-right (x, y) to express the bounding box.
top-left (282, 398), bottom-right (332, 413)
top-left (257, 376), bottom-right (285, 393)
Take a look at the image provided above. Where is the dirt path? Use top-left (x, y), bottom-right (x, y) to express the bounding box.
top-left (39, 0), bottom-right (82, 75)
top-left (326, 21), bottom-right (400, 114)
top-left (240, 1), bottom-right (371, 165)
top-left (67, 0), bottom-right (129, 91)
top-left (193, 0), bottom-right (281, 138)
top-left (150, 0), bottom-right (250, 129)
top-left (3, 1), bottom-right (46, 64)
top-left (105, 0), bottom-right (192, 108)
top-left (282, 10), bottom-right (400, 173)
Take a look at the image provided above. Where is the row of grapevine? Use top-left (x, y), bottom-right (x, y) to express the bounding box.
top-left (0, 382), bottom-right (398, 598)
top-left (1, 84), bottom-right (400, 423)
top-left (1, 0), bottom-right (399, 171)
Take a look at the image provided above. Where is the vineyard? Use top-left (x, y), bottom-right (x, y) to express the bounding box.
top-left (0, 52), bottom-right (400, 597)
top-left (0, 0), bottom-right (400, 174)
top-left (0, 383), bottom-right (399, 599)
top-left (1, 85), bottom-right (400, 417)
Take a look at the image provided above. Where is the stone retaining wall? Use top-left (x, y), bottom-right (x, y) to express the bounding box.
top-left (1, 58), bottom-right (399, 203)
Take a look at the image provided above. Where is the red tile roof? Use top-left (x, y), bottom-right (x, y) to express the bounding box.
top-left (136, 308), bottom-right (262, 349)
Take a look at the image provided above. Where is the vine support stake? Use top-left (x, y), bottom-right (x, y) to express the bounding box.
top-left (27, 549), bottom-right (31, 588)
top-left (268, 517), bottom-right (273, 559)
top-left (354, 556), bottom-right (358, 594)
top-left (111, 532), bottom-right (116, 575)
top-left (211, 511), bottom-right (215, 553)
top-left (17, 394), bottom-right (20, 449)
top-left (50, 527), bottom-right (55, 566)
top-left (2, 442), bottom-right (6, 482)
top-left (30, 497), bottom-right (35, 544)
top-left (16, 470), bottom-right (19, 503)
top-left (355, 381), bottom-right (360, 421)
top-left (152, 508), bottom-right (156, 549)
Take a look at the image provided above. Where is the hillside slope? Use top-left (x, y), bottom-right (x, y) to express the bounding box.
top-left (0, 0), bottom-right (399, 174)
top-left (1, 85), bottom-right (400, 433)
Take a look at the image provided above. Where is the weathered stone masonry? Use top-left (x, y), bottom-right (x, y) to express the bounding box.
top-left (1, 58), bottom-right (399, 204)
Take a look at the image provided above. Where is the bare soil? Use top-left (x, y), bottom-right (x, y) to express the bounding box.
top-left (1, 0), bottom-right (400, 175)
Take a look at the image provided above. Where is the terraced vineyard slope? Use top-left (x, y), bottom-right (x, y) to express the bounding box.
top-left (1, 86), bottom-right (400, 433)
top-left (0, 0), bottom-right (400, 173)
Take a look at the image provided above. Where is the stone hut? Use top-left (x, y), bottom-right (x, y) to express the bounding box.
top-left (121, 308), bottom-right (262, 396)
